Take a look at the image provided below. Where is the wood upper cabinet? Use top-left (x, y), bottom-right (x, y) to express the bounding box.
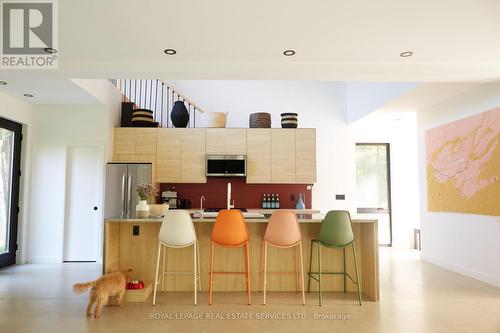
top-left (295, 128), bottom-right (317, 183)
top-left (271, 129), bottom-right (296, 183)
top-left (246, 129), bottom-right (272, 183)
top-left (112, 154), bottom-right (157, 184)
top-left (156, 129), bottom-right (182, 183)
top-left (114, 128), bottom-right (156, 155)
top-left (206, 129), bottom-right (246, 155)
top-left (180, 129), bottom-right (206, 183)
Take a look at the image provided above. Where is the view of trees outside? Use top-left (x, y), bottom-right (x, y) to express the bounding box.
top-left (356, 145), bottom-right (388, 208)
top-left (0, 128), bottom-right (14, 254)
top-left (356, 144), bottom-right (391, 245)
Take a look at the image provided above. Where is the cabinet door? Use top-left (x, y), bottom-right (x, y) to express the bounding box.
top-left (156, 129), bottom-right (181, 183)
top-left (246, 129), bottom-right (271, 183)
top-left (205, 129), bottom-right (226, 154)
top-left (225, 129), bottom-right (246, 154)
top-left (181, 129), bottom-right (206, 183)
top-left (206, 129), bottom-right (246, 155)
top-left (113, 154), bottom-right (157, 184)
top-left (114, 128), bottom-right (136, 155)
top-left (295, 129), bottom-right (316, 183)
top-left (135, 128), bottom-right (157, 155)
top-left (271, 129), bottom-right (296, 183)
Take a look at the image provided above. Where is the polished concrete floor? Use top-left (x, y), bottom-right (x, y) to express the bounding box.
top-left (0, 249), bottom-right (499, 333)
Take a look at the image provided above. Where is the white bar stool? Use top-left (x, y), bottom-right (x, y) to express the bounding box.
top-left (152, 210), bottom-right (201, 305)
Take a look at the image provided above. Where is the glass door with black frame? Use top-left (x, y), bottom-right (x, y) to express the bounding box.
top-left (355, 143), bottom-right (392, 246)
top-left (0, 117), bottom-right (22, 268)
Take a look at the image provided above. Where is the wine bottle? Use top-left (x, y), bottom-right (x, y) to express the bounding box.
top-left (276, 194), bottom-right (280, 209)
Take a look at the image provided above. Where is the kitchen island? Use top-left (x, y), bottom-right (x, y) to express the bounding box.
top-left (104, 213), bottom-right (379, 302)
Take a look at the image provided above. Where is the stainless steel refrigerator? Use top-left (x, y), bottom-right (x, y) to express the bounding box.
top-left (104, 163), bottom-right (152, 218)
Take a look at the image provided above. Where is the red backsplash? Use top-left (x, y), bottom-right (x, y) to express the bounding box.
top-left (159, 178), bottom-right (312, 209)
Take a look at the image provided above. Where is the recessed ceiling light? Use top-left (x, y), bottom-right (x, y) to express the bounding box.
top-left (164, 49), bottom-right (177, 55)
top-left (44, 47), bottom-right (57, 54)
top-left (400, 51), bottom-right (414, 57)
top-left (283, 50), bottom-right (296, 56)
top-left (0, 80), bottom-right (7, 86)
top-left (23, 93), bottom-right (34, 98)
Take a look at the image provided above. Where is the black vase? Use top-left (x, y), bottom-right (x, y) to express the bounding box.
top-left (171, 101), bottom-right (189, 127)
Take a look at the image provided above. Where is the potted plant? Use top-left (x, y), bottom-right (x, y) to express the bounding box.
top-left (135, 184), bottom-right (159, 218)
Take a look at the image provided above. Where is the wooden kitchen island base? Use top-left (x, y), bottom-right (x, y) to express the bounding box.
top-left (104, 217), bottom-right (379, 302)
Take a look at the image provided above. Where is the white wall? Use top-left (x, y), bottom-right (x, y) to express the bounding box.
top-left (28, 105), bottom-right (109, 263)
top-left (169, 80), bottom-right (419, 247)
top-left (346, 82), bottom-right (418, 123)
top-left (418, 83), bottom-right (500, 287)
top-left (352, 112), bottom-right (420, 248)
top-left (0, 91), bottom-right (33, 264)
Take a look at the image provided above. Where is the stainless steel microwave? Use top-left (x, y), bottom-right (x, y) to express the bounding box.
top-left (205, 155), bottom-right (246, 177)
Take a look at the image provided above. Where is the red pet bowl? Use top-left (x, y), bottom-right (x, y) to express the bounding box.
top-left (126, 280), bottom-right (145, 289)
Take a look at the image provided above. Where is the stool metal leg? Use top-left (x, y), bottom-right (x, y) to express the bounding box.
top-left (209, 241), bottom-right (215, 305)
top-left (307, 240), bottom-right (314, 292)
top-left (352, 241), bottom-right (362, 306)
top-left (259, 239), bottom-right (264, 292)
top-left (245, 242), bottom-right (251, 305)
top-left (152, 241), bottom-right (162, 306)
top-left (263, 241), bottom-right (268, 305)
top-left (193, 242), bottom-right (197, 306)
top-left (299, 241), bottom-right (305, 305)
top-left (318, 242), bottom-right (322, 306)
top-left (196, 240), bottom-right (201, 291)
top-left (343, 247), bottom-right (346, 293)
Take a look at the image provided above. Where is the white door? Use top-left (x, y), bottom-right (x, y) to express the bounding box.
top-left (63, 146), bottom-right (102, 262)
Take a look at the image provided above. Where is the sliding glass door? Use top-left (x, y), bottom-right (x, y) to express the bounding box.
top-left (355, 143), bottom-right (392, 246)
top-left (0, 117), bottom-right (22, 268)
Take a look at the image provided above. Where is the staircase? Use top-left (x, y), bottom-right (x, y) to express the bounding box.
top-left (109, 79), bottom-right (204, 128)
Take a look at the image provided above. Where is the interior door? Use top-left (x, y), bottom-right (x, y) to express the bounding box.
top-left (355, 143), bottom-right (392, 246)
top-left (0, 117), bottom-right (22, 268)
top-left (63, 146), bottom-right (102, 262)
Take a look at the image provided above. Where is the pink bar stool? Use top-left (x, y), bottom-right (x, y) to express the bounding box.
top-left (260, 210), bottom-right (305, 305)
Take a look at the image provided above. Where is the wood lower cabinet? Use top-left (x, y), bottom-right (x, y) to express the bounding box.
top-left (114, 128), bottom-right (156, 156)
top-left (271, 129), bottom-right (296, 183)
top-left (246, 129), bottom-right (272, 183)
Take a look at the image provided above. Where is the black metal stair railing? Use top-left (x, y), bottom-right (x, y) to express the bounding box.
top-left (109, 79), bottom-right (203, 128)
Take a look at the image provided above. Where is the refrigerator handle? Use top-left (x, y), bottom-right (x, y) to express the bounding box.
top-left (127, 173), bottom-right (132, 218)
top-left (121, 173), bottom-right (126, 218)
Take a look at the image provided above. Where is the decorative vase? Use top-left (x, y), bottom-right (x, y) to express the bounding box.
top-left (171, 101), bottom-right (190, 127)
top-left (136, 200), bottom-right (150, 218)
top-left (249, 112), bottom-right (271, 128)
top-left (295, 194), bottom-right (305, 210)
top-left (281, 113), bottom-right (298, 128)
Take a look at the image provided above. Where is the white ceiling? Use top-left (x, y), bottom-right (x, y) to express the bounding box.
top-left (1, 0), bottom-right (500, 103)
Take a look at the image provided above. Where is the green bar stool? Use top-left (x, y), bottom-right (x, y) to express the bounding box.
top-left (307, 210), bottom-right (362, 306)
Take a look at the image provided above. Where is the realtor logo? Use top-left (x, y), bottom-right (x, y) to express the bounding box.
top-left (1, 0), bottom-right (58, 69)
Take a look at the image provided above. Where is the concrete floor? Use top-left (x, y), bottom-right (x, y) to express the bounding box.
top-left (0, 248), bottom-right (499, 333)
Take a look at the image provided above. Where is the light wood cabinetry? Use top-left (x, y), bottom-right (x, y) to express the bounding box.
top-left (180, 129), bottom-right (206, 183)
top-left (295, 128), bottom-right (317, 183)
top-left (206, 129), bottom-right (246, 155)
top-left (113, 128), bottom-right (156, 155)
top-left (246, 129), bottom-right (272, 183)
top-left (156, 129), bottom-right (182, 183)
top-left (271, 129), bottom-right (296, 183)
top-left (113, 128), bottom-right (316, 184)
top-left (155, 128), bottom-right (206, 183)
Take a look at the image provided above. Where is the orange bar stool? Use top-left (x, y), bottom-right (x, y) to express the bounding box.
top-left (259, 210), bottom-right (305, 305)
top-left (209, 209), bottom-right (251, 305)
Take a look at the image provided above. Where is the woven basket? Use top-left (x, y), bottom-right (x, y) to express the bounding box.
top-left (199, 111), bottom-right (228, 128)
top-left (280, 113), bottom-right (298, 128)
top-left (249, 112), bottom-right (271, 128)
